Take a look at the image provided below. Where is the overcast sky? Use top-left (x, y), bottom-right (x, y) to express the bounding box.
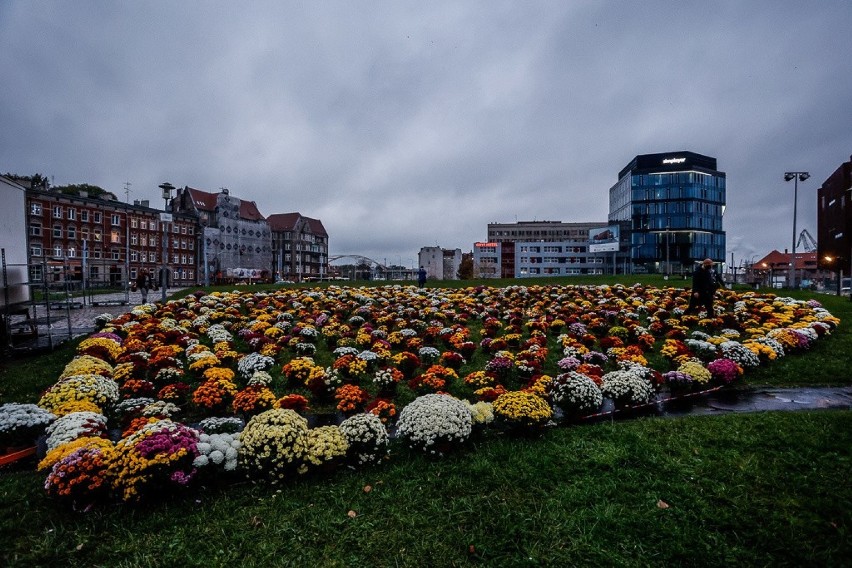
top-left (2, 1), bottom-right (850, 268)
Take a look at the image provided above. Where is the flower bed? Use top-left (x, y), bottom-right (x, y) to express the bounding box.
top-left (0, 284), bottom-right (839, 508)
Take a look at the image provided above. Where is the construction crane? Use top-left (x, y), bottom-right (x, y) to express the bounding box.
top-left (796, 229), bottom-right (817, 252)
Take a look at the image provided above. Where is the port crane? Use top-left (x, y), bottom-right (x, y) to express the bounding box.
top-left (796, 229), bottom-right (817, 252)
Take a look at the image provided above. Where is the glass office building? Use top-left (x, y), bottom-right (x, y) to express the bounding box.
top-left (609, 151), bottom-right (726, 274)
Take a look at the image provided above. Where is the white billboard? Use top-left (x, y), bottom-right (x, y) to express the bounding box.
top-left (589, 225), bottom-right (620, 253)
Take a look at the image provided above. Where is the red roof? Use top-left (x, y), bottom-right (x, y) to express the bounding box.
top-left (754, 250), bottom-right (817, 270)
top-left (267, 212), bottom-right (301, 231)
top-left (304, 217), bottom-right (328, 237)
top-left (185, 187), bottom-right (265, 221)
top-left (240, 200), bottom-right (265, 221)
top-left (186, 187), bottom-right (218, 212)
top-left (267, 212), bottom-right (328, 237)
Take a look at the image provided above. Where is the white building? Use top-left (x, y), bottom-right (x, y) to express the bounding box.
top-left (418, 246), bottom-right (462, 280)
top-left (0, 176), bottom-right (30, 305)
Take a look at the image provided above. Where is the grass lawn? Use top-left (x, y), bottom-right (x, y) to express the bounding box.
top-left (1, 411), bottom-right (849, 567)
top-left (1, 278), bottom-right (850, 566)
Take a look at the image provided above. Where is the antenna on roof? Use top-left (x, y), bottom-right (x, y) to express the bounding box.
top-left (123, 181), bottom-right (132, 203)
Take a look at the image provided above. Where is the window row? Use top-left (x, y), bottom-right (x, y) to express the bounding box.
top-left (519, 267), bottom-right (604, 275)
top-left (518, 256), bottom-right (605, 264)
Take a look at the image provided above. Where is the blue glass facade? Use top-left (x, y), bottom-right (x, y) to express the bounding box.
top-left (609, 151), bottom-right (726, 273)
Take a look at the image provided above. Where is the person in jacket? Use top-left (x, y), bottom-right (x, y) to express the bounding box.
top-left (418, 267), bottom-right (427, 288)
top-left (135, 269), bottom-right (152, 303)
top-left (685, 258), bottom-right (722, 315)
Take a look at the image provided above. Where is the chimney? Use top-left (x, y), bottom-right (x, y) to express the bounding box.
top-left (141, 200), bottom-right (149, 208)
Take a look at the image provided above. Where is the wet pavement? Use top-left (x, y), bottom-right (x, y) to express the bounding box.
top-left (575, 386), bottom-right (852, 422)
top-left (658, 386), bottom-right (852, 416)
top-left (6, 288), bottom-right (190, 351)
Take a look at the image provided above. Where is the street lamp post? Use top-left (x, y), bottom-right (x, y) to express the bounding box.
top-left (158, 182), bottom-right (175, 302)
top-left (784, 171), bottom-right (810, 288)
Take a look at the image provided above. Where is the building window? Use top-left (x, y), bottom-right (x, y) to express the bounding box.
top-left (67, 246), bottom-right (76, 258)
top-left (93, 229), bottom-right (102, 242)
top-left (30, 245), bottom-right (42, 257)
top-left (67, 208), bottom-right (76, 221)
top-left (112, 250), bottom-right (120, 260)
top-left (131, 233), bottom-right (138, 246)
top-left (111, 214), bottom-right (120, 226)
top-left (30, 265), bottom-right (43, 283)
top-left (93, 248), bottom-right (101, 259)
top-left (81, 210), bottom-right (89, 222)
top-left (53, 224), bottom-right (62, 238)
top-left (53, 244), bottom-right (63, 257)
top-left (30, 222), bottom-right (42, 236)
top-left (130, 268), bottom-right (138, 280)
top-left (111, 230), bottom-right (121, 244)
top-left (67, 226), bottom-right (76, 239)
top-left (131, 217), bottom-right (138, 229)
top-left (188, 254), bottom-right (194, 264)
top-left (30, 202), bottom-right (42, 215)
top-left (81, 228), bottom-right (89, 241)
top-left (53, 205), bottom-right (62, 218)
top-left (130, 251), bottom-right (138, 262)
top-left (94, 212), bottom-right (102, 223)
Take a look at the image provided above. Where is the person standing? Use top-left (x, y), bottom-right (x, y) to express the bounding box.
top-left (418, 266), bottom-right (427, 288)
top-left (685, 258), bottom-right (722, 315)
top-left (135, 269), bottom-right (151, 304)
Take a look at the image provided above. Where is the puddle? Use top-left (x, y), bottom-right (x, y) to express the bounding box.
top-left (660, 387), bottom-right (852, 417)
top-left (570, 387), bottom-right (852, 423)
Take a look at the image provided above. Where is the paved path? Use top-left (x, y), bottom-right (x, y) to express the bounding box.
top-left (8, 288), bottom-right (191, 350)
top-left (659, 386), bottom-right (852, 416)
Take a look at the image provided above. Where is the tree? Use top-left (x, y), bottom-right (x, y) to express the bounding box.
top-left (52, 183), bottom-right (109, 198)
top-left (457, 253), bottom-right (474, 280)
top-left (2, 172), bottom-right (50, 189)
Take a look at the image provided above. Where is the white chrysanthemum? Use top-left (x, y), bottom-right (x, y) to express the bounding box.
top-left (0, 403), bottom-right (56, 444)
top-left (396, 394), bottom-right (472, 456)
top-left (237, 352), bottom-right (275, 380)
top-left (44, 411), bottom-right (108, 451)
top-left (339, 413), bottom-right (388, 466)
top-left (600, 371), bottom-right (653, 407)
top-left (550, 372), bottom-right (603, 415)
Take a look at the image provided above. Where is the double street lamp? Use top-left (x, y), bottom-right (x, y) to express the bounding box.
top-left (158, 182), bottom-right (175, 302)
top-left (784, 171), bottom-right (810, 288)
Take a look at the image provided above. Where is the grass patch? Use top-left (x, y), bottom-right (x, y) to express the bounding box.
top-left (0, 411), bottom-right (849, 566)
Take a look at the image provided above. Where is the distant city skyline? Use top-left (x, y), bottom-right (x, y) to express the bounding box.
top-left (2, 1), bottom-right (850, 265)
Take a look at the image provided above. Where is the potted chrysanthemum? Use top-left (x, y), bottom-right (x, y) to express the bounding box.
top-left (396, 394), bottom-right (473, 457)
top-left (549, 372), bottom-right (603, 420)
top-left (600, 370), bottom-right (654, 409)
top-left (492, 390), bottom-right (553, 433)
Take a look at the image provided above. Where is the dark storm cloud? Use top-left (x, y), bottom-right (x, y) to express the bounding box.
top-left (1, 1), bottom-right (850, 266)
